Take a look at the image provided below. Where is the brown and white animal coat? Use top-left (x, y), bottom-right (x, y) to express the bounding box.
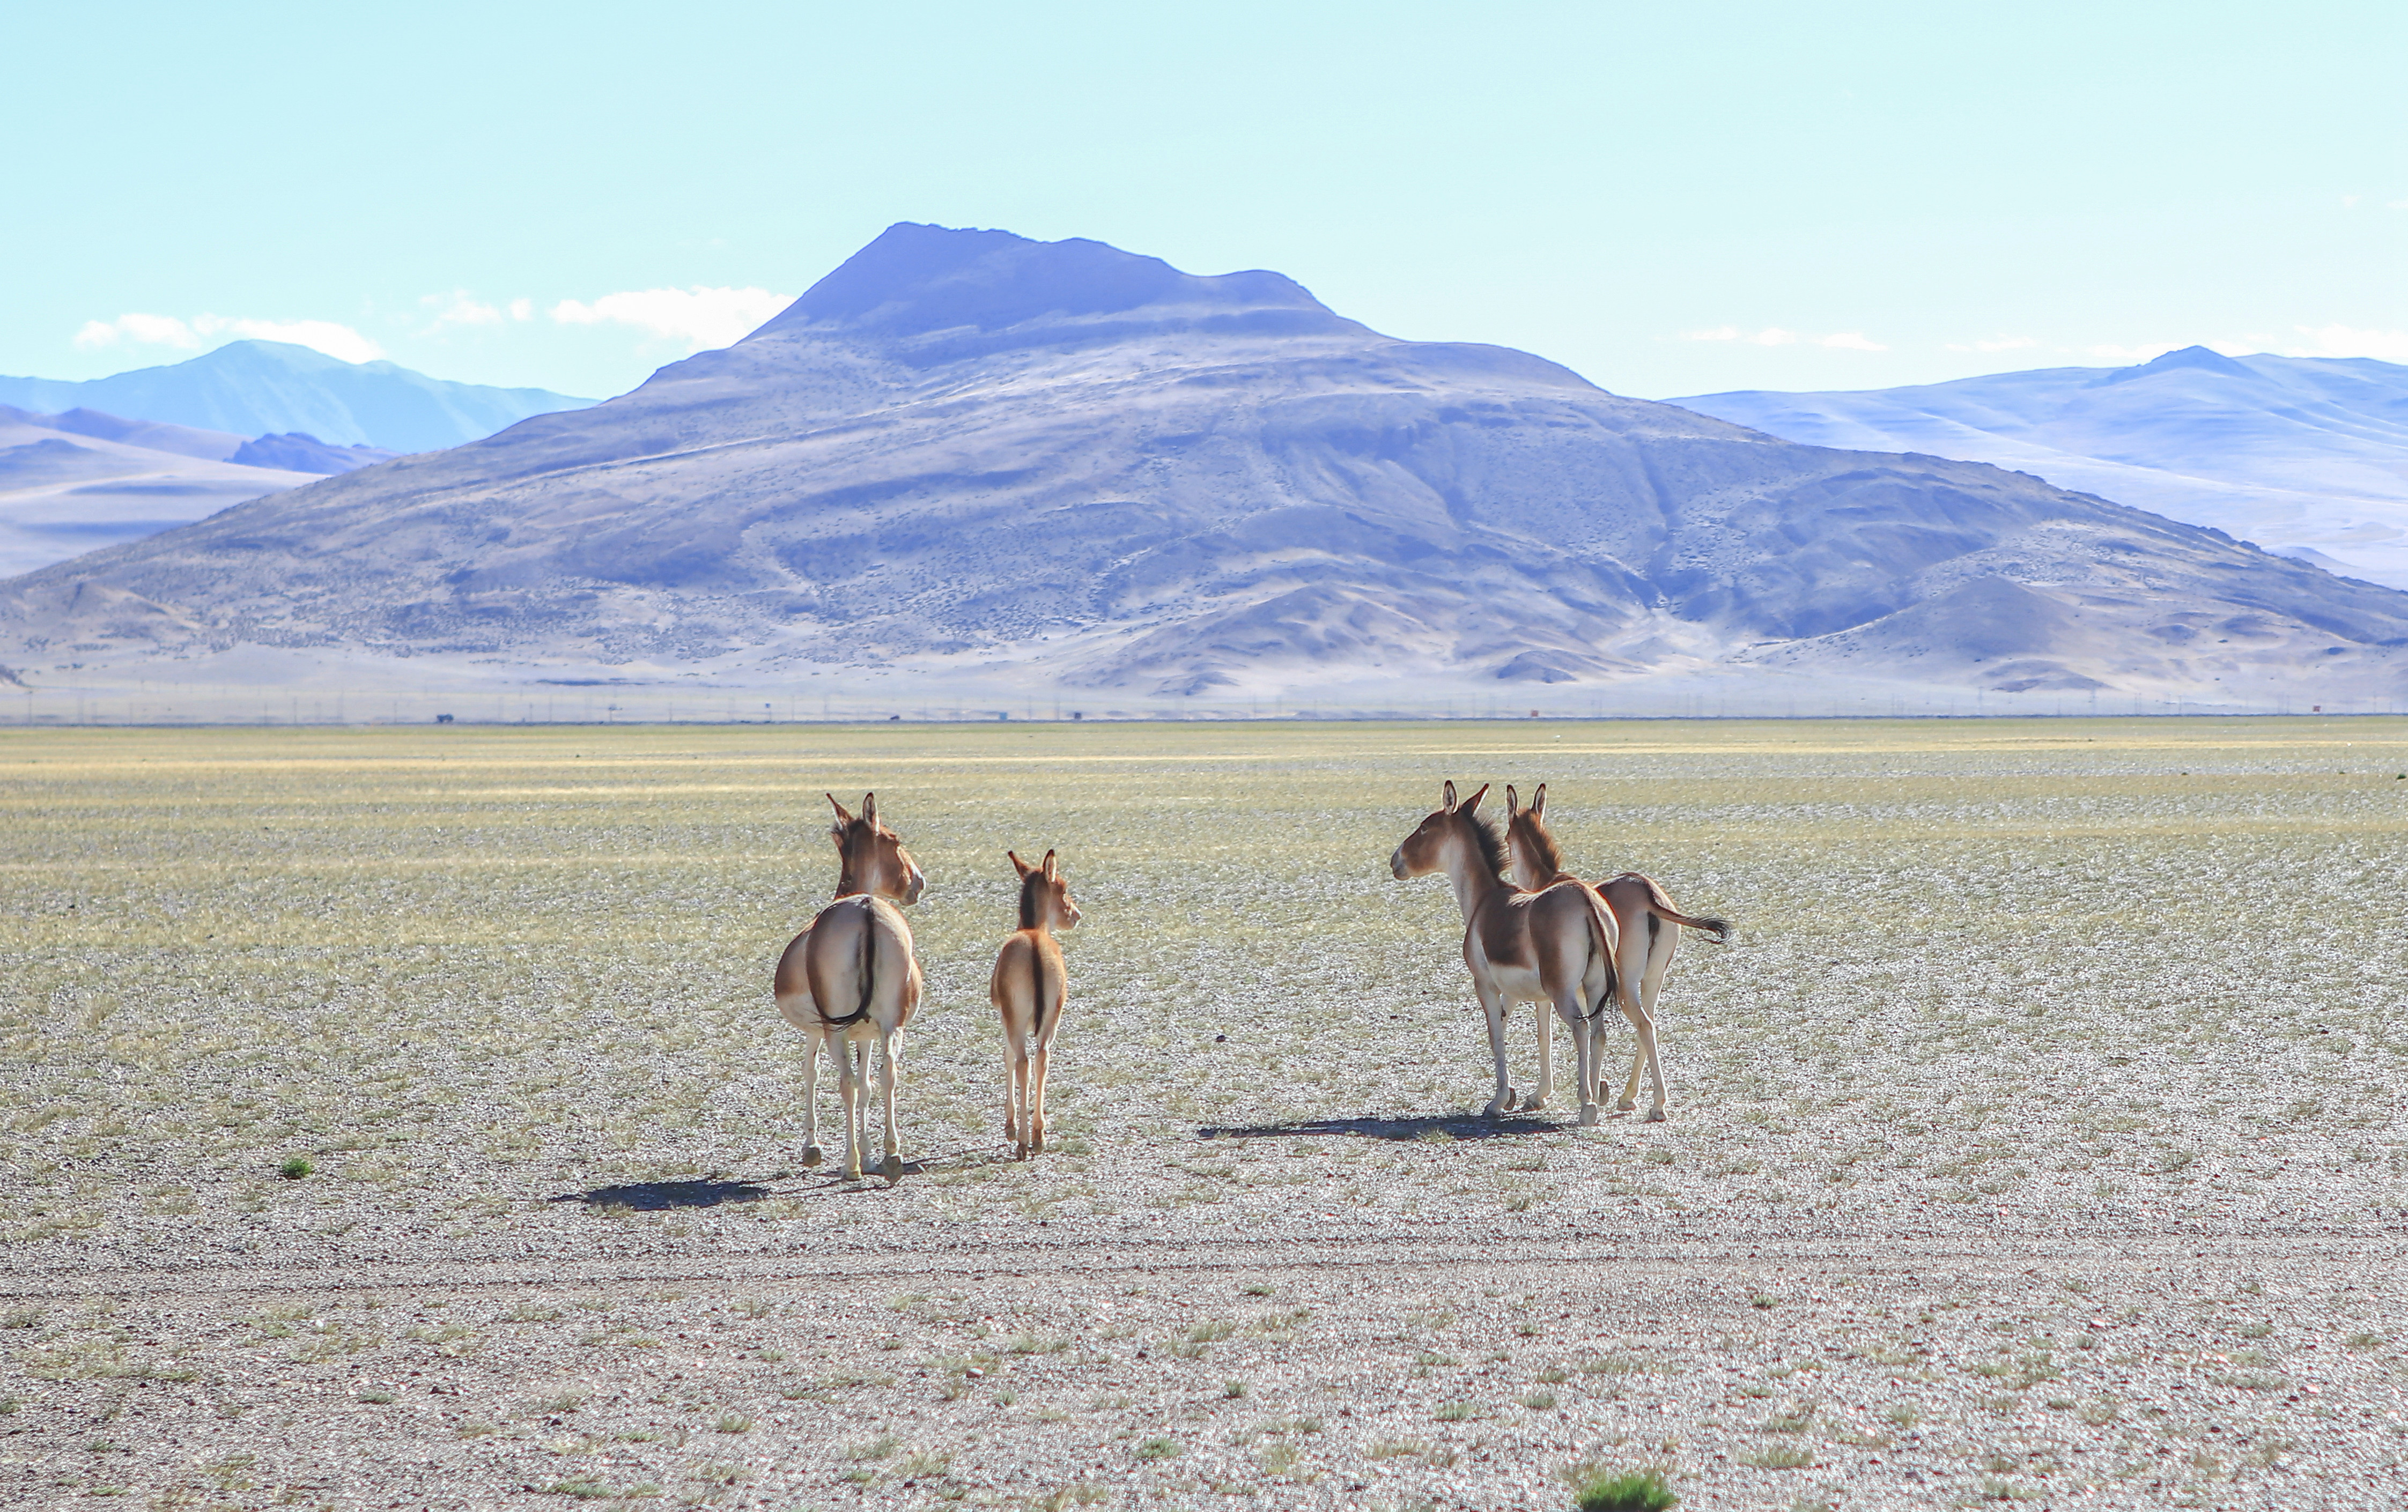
top-left (1390, 781), bottom-right (1622, 1125)
top-left (989, 849), bottom-right (1081, 1159)
top-left (1504, 782), bottom-right (1727, 1119)
top-left (771, 792), bottom-right (927, 1180)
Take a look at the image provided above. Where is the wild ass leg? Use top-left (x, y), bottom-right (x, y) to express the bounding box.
top-left (1614, 921), bottom-right (1679, 1115)
top-left (1569, 1006), bottom-right (1599, 1128)
top-left (832, 1033), bottom-right (865, 1180)
top-left (1621, 994), bottom-right (1669, 1121)
top-left (1540, 937), bottom-right (1602, 1128)
top-left (1523, 1004), bottom-right (1553, 1112)
top-left (1475, 977), bottom-right (1515, 1120)
top-left (1575, 957), bottom-right (1613, 1128)
top-left (1613, 914), bottom-right (1653, 1112)
top-left (1006, 1034), bottom-right (1028, 1159)
top-left (800, 1025), bottom-right (825, 1168)
top-left (1617, 1045), bottom-right (1645, 1114)
top-left (876, 1031), bottom-right (904, 1180)
top-left (1029, 1028), bottom-right (1052, 1157)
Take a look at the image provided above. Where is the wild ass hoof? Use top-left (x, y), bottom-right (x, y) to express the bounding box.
top-left (881, 1153), bottom-right (905, 1181)
top-left (800, 1146), bottom-right (823, 1168)
top-left (1482, 1097), bottom-right (1510, 1120)
top-left (844, 1162), bottom-right (864, 1181)
top-left (1644, 1107), bottom-right (1667, 1123)
top-left (1579, 1104), bottom-right (1600, 1127)
top-left (1014, 1144), bottom-right (1028, 1162)
top-left (1519, 1093), bottom-right (1549, 1113)
top-left (1615, 1098), bottom-right (1637, 1113)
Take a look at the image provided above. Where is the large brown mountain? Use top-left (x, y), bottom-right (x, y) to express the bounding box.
top-left (5, 224), bottom-right (2405, 713)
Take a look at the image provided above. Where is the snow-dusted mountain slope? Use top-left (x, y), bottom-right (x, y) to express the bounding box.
top-left (4, 226), bottom-right (2405, 711)
top-left (0, 406), bottom-right (313, 578)
top-left (0, 342), bottom-right (593, 454)
top-left (1672, 347), bottom-right (2408, 588)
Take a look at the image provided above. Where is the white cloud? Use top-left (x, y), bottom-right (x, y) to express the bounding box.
top-left (508, 298), bottom-right (534, 322)
top-left (77, 310), bottom-right (382, 364)
top-left (74, 313), bottom-right (201, 350)
top-left (2280, 323), bottom-right (2408, 364)
top-left (1680, 324), bottom-right (1886, 351)
top-left (421, 290), bottom-right (504, 328)
top-left (1946, 336), bottom-right (2042, 354)
top-left (550, 286), bottom-right (792, 350)
top-left (191, 315), bottom-right (383, 363)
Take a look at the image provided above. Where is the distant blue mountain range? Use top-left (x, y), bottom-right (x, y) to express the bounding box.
top-left (0, 341), bottom-right (593, 453)
top-left (1672, 346), bottom-right (2408, 588)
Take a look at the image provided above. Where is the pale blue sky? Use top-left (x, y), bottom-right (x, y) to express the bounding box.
top-left (6, 1), bottom-right (2400, 401)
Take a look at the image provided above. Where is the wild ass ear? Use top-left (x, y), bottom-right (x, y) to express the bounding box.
top-left (1505, 784), bottom-right (1520, 818)
top-left (1441, 779), bottom-right (1459, 813)
top-left (860, 792), bottom-right (880, 828)
top-left (1042, 849), bottom-right (1058, 881)
top-left (1008, 850), bottom-right (1035, 879)
top-left (1459, 782), bottom-right (1490, 814)
top-left (1531, 783), bottom-right (1547, 819)
top-left (827, 792), bottom-right (854, 834)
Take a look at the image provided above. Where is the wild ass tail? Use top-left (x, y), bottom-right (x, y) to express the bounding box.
top-left (1027, 938), bottom-right (1052, 1044)
top-left (816, 899), bottom-right (878, 1030)
top-left (1577, 883), bottom-right (1622, 1023)
top-left (1618, 872), bottom-right (1731, 944)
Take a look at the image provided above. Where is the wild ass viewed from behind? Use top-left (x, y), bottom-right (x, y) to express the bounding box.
top-left (989, 849), bottom-right (1082, 1160)
top-left (771, 793), bottom-right (927, 1180)
top-left (1505, 782), bottom-right (1728, 1120)
top-left (1390, 781), bottom-right (1622, 1125)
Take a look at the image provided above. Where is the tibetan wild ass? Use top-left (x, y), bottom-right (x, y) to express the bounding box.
top-left (771, 793), bottom-right (927, 1180)
top-left (1504, 782), bottom-right (1727, 1119)
top-left (1389, 781), bottom-right (1621, 1125)
top-left (990, 849), bottom-right (1082, 1159)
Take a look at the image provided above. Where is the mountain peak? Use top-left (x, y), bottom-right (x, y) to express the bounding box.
top-left (750, 222), bottom-right (1353, 346)
top-left (2099, 344), bottom-right (2257, 385)
top-left (0, 344), bottom-right (592, 452)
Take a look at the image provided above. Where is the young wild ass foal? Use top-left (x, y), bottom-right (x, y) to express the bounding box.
top-left (989, 849), bottom-right (1081, 1160)
top-left (1390, 781), bottom-right (1621, 1125)
top-left (771, 793), bottom-right (927, 1180)
top-left (1504, 783), bottom-right (1727, 1120)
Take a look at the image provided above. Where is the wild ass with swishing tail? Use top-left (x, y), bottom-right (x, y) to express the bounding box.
top-left (1389, 781), bottom-right (1621, 1125)
top-left (990, 849), bottom-right (1082, 1160)
top-left (771, 793), bottom-right (927, 1180)
top-left (1504, 783), bottom-right (1727, 1120)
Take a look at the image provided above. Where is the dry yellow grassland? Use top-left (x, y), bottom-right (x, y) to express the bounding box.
top-left (1, 717), bottom-right (2404, 1508)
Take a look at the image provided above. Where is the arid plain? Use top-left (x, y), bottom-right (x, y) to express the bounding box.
top-left (3, 717), bottom-right (2405, 1510)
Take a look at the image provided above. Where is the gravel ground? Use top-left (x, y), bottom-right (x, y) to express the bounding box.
top-left (3, 717), bottom-right (2406, 1509)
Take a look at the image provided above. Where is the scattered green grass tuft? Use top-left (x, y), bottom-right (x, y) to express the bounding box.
top-left (1568, 1464), bottom-right (1679, 1512)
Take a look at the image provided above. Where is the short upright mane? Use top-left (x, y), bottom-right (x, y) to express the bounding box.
top-left (1461, 810), bottom-right (1511, 882)
top-left (1515, 816), bottom-right (1565, 878)
top-left (1018, 869), bottom-right (1044, 929)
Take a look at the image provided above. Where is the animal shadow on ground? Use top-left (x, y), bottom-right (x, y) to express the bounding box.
top-left (552, 1179), bottom-right (772, 1212)
top-left (554, 1146), bottom-right (1016, 1210)
top-left (1198, 1114), bottom-right (1558, 1144)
